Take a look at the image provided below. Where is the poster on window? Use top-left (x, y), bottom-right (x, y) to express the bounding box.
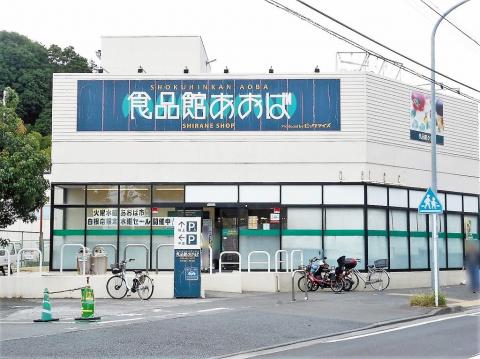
top-left (87, 208), bottom-right (118, 227)
top-left (410, 91), bottom-right (444, 145)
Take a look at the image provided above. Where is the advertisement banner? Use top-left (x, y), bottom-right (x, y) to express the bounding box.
top-left (77, 79), bottom-right (341, 132)
top-left (410, 91), bottom-right (444, 145)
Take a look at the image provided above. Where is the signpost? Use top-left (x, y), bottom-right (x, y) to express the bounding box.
top-left (418, 188), bottom-right (443, 307)
top-left (173, 217), bottom-right (202, 298)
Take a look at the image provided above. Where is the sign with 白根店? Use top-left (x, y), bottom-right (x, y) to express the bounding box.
top-left (77, 79), bottom-right (341, 132)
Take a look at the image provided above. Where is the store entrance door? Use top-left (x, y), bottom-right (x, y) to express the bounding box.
top-left (219, 208), bottom-right (239, 270)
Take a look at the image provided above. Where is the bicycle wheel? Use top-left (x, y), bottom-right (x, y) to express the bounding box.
top-left (343, 277), bottom-right (354, 291)
top-left (330, 278), bottom-right (344, 293)
top-left (137, 275), bottom-right (154, 300)
top-left (106, 275), bottom-right (128, 299)
top-left (297, 276), bottom-right (312, 292)
top-left (368, 270), bottom-right (390, 291)
top-left (347, 272), bottom-right (360, 291)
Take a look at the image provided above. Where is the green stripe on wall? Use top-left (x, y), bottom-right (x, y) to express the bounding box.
top-left (86, 229), bottom-right (117, 236)
top-left (152, 229), bottom-right (174, 236)
top-left (240, 229), bottom-right (280, 236)
top-left (53, 229), bottom-right (85, 236)
top-left (282, 229), bottom-right (322, 236)
top-left (119, 229), bottom-right (150, 236)
top-left (324, 229), bottom-right (365, 236)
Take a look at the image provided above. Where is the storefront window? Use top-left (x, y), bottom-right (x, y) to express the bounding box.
top-left (119, 207), bottom-right (151, 269)
top-left (367, 209), bottom-right (387, 267)
top-left (152, 207), bottom-right (183, 270)
top-left (324, 208), bottom-right (364, 266)
top-left (120, 185), bottom-right (151, 205)
top-left (52, 207), bottom-right (85, 270)
top-left (54, 185), bottom-right (85, 205)
top-left (389, 210), bottom-right (408, 269)
top-left (85, 207), bottom-right (118, 267)
top-left (410, 212), bottom-right (428, 269)
top-left (447, 214), bottom-right (463, 268)
top-left (153, 185), bottom-right (184, 203)
top-left (282, 208), bottom-right (322, 269)
top-left (429, 215), bottom-right (446, 269)
top-left (239, 207), bottom-right (280, 270)
top-left (87, 185), bottom-right (118, 205)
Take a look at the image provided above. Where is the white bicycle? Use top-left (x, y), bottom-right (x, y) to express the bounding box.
top-left (106, 258), bottom-right (154, 300)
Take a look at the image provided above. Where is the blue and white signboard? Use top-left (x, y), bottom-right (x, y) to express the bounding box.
top-left (418, 188), bottom-right (443, 214)
top-left (77, 79), bottom-right (340, 132)
top-left (174, 217), bottom-right (202, 298)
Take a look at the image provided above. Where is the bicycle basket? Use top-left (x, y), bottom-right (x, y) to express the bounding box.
top-left (374, 259), bottom-right (388, 268)
top-left (110, 264), bottom-right (121, 274)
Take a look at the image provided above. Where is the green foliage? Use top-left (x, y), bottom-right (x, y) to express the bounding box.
top-left (0, 31), bottom-right (93, 133)
top-left (0, 88), bottom-right (50, 228)
top-left (410, 292), bottom-right (447, 307)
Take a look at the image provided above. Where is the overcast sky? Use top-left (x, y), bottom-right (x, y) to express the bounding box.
top-left (1, 0), bottom-right (479, 101)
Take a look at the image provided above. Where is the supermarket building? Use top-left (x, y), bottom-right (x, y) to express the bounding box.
top-left (49, 36), bottom-right (479, 283)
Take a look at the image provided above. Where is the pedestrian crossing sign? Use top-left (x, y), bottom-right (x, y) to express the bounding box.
top-left (418, 188), bottom-right (443, 214)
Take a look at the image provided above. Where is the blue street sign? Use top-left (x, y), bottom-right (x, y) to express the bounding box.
top-left (418, 188), bottom-right (443, 214)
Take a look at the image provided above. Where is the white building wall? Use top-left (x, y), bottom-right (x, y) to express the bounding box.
top-left (51, 72), bottom-right (478, 194)
top-left (100, 36), bottom-right (210, 75)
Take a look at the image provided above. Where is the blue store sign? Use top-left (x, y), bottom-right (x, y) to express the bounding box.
top-left (77, 78), bottom-right (341, 131)
top-left (174, 217), bottom-right (202, 298)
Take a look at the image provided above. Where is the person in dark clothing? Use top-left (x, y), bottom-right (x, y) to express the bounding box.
top-left (465, 240), bottom-right (480, 293)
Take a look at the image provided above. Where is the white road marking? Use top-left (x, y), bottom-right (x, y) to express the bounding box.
top-left (96, 317), bottom-right (144, 324)
top-left (197, 307), bottom-right (228, 313)
top-left (118, 313), bottom-right (142, 316)
top-left (326, 312), bottom-right (480, 343)
top-left (469, 354), bottom-right (480, 359)
top-left (0, 321), bottom-right (75, 324)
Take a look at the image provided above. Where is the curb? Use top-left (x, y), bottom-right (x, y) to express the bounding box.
top-left (213, 305), bottom-right (466, 359)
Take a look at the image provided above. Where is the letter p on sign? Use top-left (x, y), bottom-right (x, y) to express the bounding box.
top-left (186, 234), bottom-right (197, 245)
top-left (187, 221), bottom-right (197, 232)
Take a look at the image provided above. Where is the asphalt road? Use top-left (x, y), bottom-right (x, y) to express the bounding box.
top-left (247, 310), bottom-right (480, 359)
top-left (0, 288), bottom-right (478, 359)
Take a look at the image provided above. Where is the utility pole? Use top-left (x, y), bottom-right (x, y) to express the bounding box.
top-left (430, 0), bottom-right (470, 307)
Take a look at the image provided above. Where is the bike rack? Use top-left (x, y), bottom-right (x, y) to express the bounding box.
top-left (219, 251), bottom-right (241, 273)
top-left (200, 245), bottom-right (213, 274)
top-left (60, 244), bottom-right (86, 274)
top-left (123, 244), bottom-right (149, 274)
top-left (290, 249), bottom-right (304, 272)
top-left (274, 250), bottom-right (289, 272)
top-left (16, 248), bottom-right (43, 274)
top-left (93, 244), bottom-right (117, 262)
top-left (247, 251), bottom-right (271, 272)
top-left (291, 269), bottom-right (308, 302)
top-left (5, 251), bottom-right (11, 277)
top-left (155, 243), bottom-right (174, 274)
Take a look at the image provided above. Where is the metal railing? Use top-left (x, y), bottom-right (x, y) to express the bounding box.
top-left (274, 250), bottom-right (289, 272)
top-left (123, 244), bottom-right (149, 273)
top-left (219, 251), bottom-right (241, 273)
top-left (60, 244), bottom-right (86, 274)
top-left (155, 243), bottom-right (174, 274)
top-left (290, 250), bottom-right (304, 271)
top-left (5, 251), bottom-right (11, 277)
top-left (291, 269), bottom-right (308, 302)
top-left (247, 251), bottom-right (271, 272)
top-left (16, 248), bottom-right (43, 274)
top-left (93, 244), bottom-right (117, 261)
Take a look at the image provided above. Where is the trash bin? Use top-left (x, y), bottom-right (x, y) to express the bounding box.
top-left (90, 247), bottom-right (108, 275)
top-left (77, 248), bottom-right (91, 274)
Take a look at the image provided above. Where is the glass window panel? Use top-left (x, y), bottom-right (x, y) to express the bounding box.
top-left (367, 186), bottom-right (387, 206)
top-left (323, 185), bottom-right (364, 205)
top-left (368, 209), bottom-right (387, 266)
top-left (54, 185), bottom-right (85, 205)
top-left (282, 208), bottom-right (322, 268)
top-left (153, 185), bottom-right (184, 203)
top-left (119, 207), bottom-right (151, 269)
top-left (464, 215), bottom-right (478, 241)
top-left (410, 212), bottom-right (428, 269)
top-left (239, 207), bottom-right (280, 270)
top-left (52, 207), bottom-right (85, 270)
top-left (281, 186), bottom-right (322, 205)
top-left (409, 190), bottom-right (424, 209)
top-left (429, 215), bottom-right (446, 269)
top-left (86, 207), bottom-right (118, 268)
top-left (87, 185), bottom-right (118, 205)
top-left (324, 208), bottom-right (364, 266)
top-left (447, 214), bottom-right (463, 268)
top-left (185, 185), bottom-right (238, 203)
top-left (239, 185), bottom-right (280, 203)
top-left (389, 188), bottom-right (407, 208)
top-left (389, 210), bottom-right (408, 269)
top-left (152, 207), bottom-right (184, 270)
top-left (463, 196), bottom-right (479, 213)
top-left (120, 185), bottom-right (151, 205)
top-left (447, 194), bottom-right (462, 212)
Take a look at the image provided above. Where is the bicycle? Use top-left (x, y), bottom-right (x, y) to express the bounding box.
top-left (106, 258), bottom-right (154, 300)
top-left (346, 258), bottom-right (390, 291)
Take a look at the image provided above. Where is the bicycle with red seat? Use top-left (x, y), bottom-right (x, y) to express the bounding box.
top-left (106, 258), bottom-right (154, 300)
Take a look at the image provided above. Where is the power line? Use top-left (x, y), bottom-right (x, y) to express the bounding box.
top-left (419, 0), bottom-right (480, 47)
top-left (263, 0), bottom-right (479, 103)
top-left (294, 0), bottom-right (479, 94)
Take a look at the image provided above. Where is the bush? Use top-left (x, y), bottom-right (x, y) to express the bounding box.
top-left (410, 292), bottom-right (447, 307)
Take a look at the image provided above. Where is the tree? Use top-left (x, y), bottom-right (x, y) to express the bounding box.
top-left (48, 44), bottom-right (93, 73)
top-left (0, 87), bottom-right (50, 228)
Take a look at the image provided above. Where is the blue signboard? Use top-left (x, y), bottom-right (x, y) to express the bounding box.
top-left (174, 249), bottom-right (201, 298)
top-left (418, 188), bottom-right (443, 214)
top-left (77, 79), bottom-right (341, 131)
